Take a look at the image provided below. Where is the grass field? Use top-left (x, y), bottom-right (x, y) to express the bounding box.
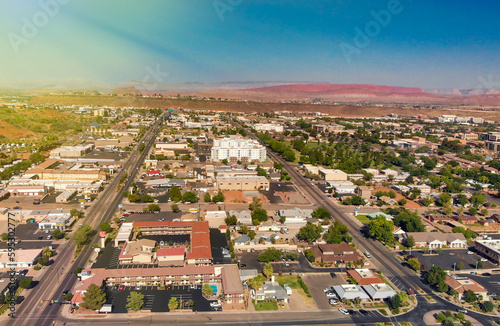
top-left (253, 300), bottom-right (278, 311)
top-left (275, 275), bottom-right (301, 289)
top-left (355, 214), bottom-right (371, 224)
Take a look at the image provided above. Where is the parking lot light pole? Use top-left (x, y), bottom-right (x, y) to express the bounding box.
top-left (453, 263), bottom-right (456, 274)
top-left (476, 261), bottom-right (478, 275)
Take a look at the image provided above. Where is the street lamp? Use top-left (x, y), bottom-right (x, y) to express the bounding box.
top-left (475, 261), bottom-right (478, 275)
top-left (453, 263), bottom-right (456, 274)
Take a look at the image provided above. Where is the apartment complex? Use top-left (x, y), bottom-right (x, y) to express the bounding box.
top-left (211, 136), bottom-right (266, 163)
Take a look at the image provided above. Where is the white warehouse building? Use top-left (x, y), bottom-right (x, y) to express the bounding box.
top-left (211, 136), bottom-right (266, 163)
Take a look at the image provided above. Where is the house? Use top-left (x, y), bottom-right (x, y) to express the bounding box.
top-left (379, 196), bottom-right (398, 205)
top-left (252, 277), bottom-right (289, 302)
top-left (312, 243), bottom-right (363, 264)
top-left (428, 214), bottom-right (454, 223)
top-left (277, 207), bottom-right (313, 224)
top-left (445, 275), bottom-right (488, 301)
top-left (235, 235), bottom-right (250, 246)
top-left (228, 210), bottom-right (252, 225)
top-left (347, 269), bottom-right (383, 286)
top-left (400, 232), bottom-right (467, 249)
top-left (456, 215), bottom-right (479, 225)
top-left (362, 283), bottom-right (397, 301)
top-left (367, 212), bottom-right (394, 221)
top-left (332, 284), bottom-right (370, 301)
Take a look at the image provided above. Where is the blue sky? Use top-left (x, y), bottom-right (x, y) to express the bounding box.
top-left (1, 0), bottom-right (500, 89)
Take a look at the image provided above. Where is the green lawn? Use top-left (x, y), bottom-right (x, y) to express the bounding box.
top-left (275, 275), bottom-right (300, 289)
top-left (355, 214), bottom-right (371, 224)
top-left (254, 300), bottom-right (279, 311)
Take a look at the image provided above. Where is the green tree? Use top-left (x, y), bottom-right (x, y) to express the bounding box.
top-left (257, 248), bottom-right (282, 262)
top-left (248, 230), bottom-right (256, 240)
top-left (398, 198), bottom-right (407, 206)
top-left (468, 207), bottom-right (477, 216)
top-left (304, 249), bottom-right (315, 262)
top-left (404, 236), bottom-right (415, 249)
top-left (0, 233), bottom-right (8, 241)
top-left (169, 185), bottom-right (182, 202)
top-left (126, 291), bottom-right (144, 311)
top-left (439, 193), bottom-right (452, 206)
top-left (70, 208), bottom-right (82, 218)
top-left (225, 215), bottom-right (237, 225)
top-left (324, 221), bottom-right (352, 244)
top-left (480, 208), bottom-right (489, 216)
top-left (168, 297), bottom-right (179, 311)
top-left (464, 289), bottom-right (477, 303)
top-left (204, 192), bottom-right (212, 202)
top-left (73, 266), bottom-right (83, 276)
top-left (128, 193), bottom-right (141, 202)
top-left (52, 229), bottom-right (63, 240)
top-left (171, 203), bottom-right (180, 213)
top-left (80, 284), bottom-right (106, 310)
top-left (482, 301), bottom-right (494, 312)
top-left (202, 284), bottom-right (214, 296)
top-left (471, 193), bottom-right (486, 207)
top-left (251, 208), bottom-right (269, 224)
top-left (424, 266), bottom-right (447, 287)
top-left (19, 278), bottom-right (32, 289)
top-left (311, 207), bottom-right (331, 220)
top-left (368, 216), bottom-right (395, 243)
top-left (249, 197), bottom-right (262, 211)
top-left (408, 258), bottom-right (421, 271)
top-left (456, 194), bottom-right (468, 206)
top-left (477, 260), bottom-right (483, 269)
top-left (457, 262), bottom-right (465, 270)
top-left (297, 223), bottom-right (323, 242)
top-left (147, 204), bottom-right (160, 212)
top-left (73, 224), bottom-right (93, 246)
top-left (99, 222), bottom-right (111, 233)
top-left (423, 197), bottom-right (433, 207)
top-left (263, 263), bottom-right (273, 278)
top-left (391, 293), bottom-right (401, 309)
top-left (141, 194), bottom-right (154, 202)
top-left (212, 191), bottom-right (225, 203)
top-left (63, 292), bottom-right (74, 301)
top-left (181, 191), bottom-right (199, 203)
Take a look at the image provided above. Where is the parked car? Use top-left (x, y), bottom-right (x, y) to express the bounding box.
top-left (329, 298), bottom-right (339, 305)
top-left (323, 287), bottom-right (331, 293)
top-left (325, 291), bottom-right (336, 298)
top-left (339, 308), bottom-right (349, 315)
top-left (359, 309), bottom-right (368, 315)
top-left (456, 308), bottom-right (467, 314)
top-left (13, 206), bottom-right (21, 210)
top-left (480, 258), bottom-right (488, 262)
top-left (330, 272), bottom-right (337, 278)
top-left (348, 309), bottom-right (357, 316)
top-left (118, 285), bottom-right (125, 290)
top-left (467, 251), bottom-right (474, 255)
top-left (364, 252), bottom-right (372, 258)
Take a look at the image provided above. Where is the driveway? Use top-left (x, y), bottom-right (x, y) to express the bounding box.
top-left (302, 273), bottom-right (346, 310)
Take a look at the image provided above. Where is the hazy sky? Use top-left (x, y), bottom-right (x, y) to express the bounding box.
top-left (1, 0), bottom-right (500, 89)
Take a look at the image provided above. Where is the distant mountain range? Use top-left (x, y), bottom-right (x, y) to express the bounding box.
top-left (2, 80), bottom-right (500, 106)
top-left (111, 83), bottom-right (500, 106)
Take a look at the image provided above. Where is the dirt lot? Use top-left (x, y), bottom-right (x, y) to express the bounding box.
top-left (224, 191), bottom-right (267, 204)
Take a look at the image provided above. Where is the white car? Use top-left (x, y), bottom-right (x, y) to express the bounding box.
top-left (467, 251), bottom-right (474, 255)
top-left (480, 258), bottom-right (488, 262)
top-left (339, 308), bottom-right (349, 315)
top-left (324, 287), bottom-right (332, 293)
top-left (210, 302), bottom-right (221, 307)
top-left (326, 292), bottom-right (336, 298)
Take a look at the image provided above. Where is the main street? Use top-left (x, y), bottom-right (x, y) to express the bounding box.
top-left (5, 115), bottom-right (163, 326)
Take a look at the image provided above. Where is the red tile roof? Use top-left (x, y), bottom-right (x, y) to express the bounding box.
top-left (157, 247), bottom-right (185, 256)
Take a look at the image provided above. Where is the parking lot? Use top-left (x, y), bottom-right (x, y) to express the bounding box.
top-left (464, 273), bottom-right (500, 299)
top-left (406, 249), bottom-right (497, 271)
top-left (302, 273), bottom-right (346, 310)
top-left (15, 224), bottom-right (53, 241)
top-left (107, 285), bottom-right (215, 313)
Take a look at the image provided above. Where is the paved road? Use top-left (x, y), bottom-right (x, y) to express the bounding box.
top-left (6, 116), bottom-right (163, 326)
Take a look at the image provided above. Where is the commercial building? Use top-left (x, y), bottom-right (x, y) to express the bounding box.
top-left (332, 284), bottom-right (370, 301)
top-left (318, 168), bottom-right (348, 181)
top-left (211, 136), bottom-right (266, 163)
top-left (217, 176), bottom-right (269, 191)
top-left (312, 243), bottom-right (363, 264)
top-left (474, 240), bottom-right (500, 264)
top-left (253, 123), bottom-right (284, 133)
top-left (50, 144), bottom-right (94, 158)
top-left (362, 283), bottom-right (397, 301)
top-left (445, 275), bottom-right (488, 301)
top-left (0, 248), bottom-right (42, 269)
top-left (400, 232), bottom-right (467, 249)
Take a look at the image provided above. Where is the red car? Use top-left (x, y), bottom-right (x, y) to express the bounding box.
top-left (118, 285), bottom-right (125, 290)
